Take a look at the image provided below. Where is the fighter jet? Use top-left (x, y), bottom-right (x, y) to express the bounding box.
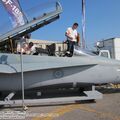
top-left (0, 48), bottom-right (120, 92)
top-left (0, 1), bottom-right (120, 105)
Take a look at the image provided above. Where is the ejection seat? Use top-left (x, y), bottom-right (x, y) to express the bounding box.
top-left (36, 43), bottom-right (56, 56)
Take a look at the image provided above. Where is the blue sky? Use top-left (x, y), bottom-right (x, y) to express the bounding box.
top-left (0, 0), bottom-right (120, 48)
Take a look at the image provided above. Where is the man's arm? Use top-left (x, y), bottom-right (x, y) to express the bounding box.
top-left (65, 32), bottom-right (73, 40)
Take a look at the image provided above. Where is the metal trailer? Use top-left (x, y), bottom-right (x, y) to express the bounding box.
top-left (0, 86), bottom-right (102, 109)
top-left (96, 38), bottom-right (120, 60)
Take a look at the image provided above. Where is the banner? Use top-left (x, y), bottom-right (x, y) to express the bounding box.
top-left (1, 0), bottom-right (25, 28)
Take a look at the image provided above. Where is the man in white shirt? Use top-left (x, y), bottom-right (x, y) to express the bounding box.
top-left (65, 23), bottom-right (79, 56)
top-left (27, 42), bottom-right (37, 55)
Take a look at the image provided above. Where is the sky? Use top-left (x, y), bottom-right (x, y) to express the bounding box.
top-left (0, 0), bottom-right (120, 48)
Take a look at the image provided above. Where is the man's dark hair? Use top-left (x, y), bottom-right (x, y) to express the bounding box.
top-left (73, 23), bottom-right (79, 26)
top-left (29, 42), bottom-right (33, 47)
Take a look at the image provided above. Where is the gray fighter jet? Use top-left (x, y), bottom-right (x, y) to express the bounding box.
top-left (0, 48), bottom-right (120, 92)
top-left (0, 1), bottom-right (120, 105)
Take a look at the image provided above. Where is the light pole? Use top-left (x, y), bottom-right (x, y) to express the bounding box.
top-left (82, 0), bottom-right (86, 49)
top-left (20, 44), bottom-right (25, 110)
top-left (20, 42), bottom-right (27, 110)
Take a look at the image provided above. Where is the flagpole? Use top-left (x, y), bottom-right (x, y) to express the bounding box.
top-left (82, 0), bottom-right (86, 49)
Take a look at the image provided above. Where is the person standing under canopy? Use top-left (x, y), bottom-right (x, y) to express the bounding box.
top-left (65, 23), bottom-right (79, 56)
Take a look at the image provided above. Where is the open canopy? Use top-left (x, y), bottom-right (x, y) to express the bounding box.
top-left (0, 1), bottom-right (62, 43)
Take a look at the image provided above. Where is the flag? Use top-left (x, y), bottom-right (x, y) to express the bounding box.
top-left (1, 0), bottom-right (25, 28)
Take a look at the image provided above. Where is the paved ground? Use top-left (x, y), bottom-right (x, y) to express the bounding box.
top-left (0, 88), bottom-right (120, 120)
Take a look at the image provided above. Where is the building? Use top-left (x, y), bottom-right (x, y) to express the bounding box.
top-left (96, 37), bottom-right (120, 60)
